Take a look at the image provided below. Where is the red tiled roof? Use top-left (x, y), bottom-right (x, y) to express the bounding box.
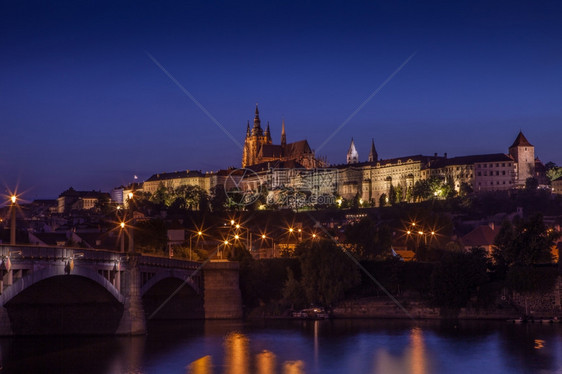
top-left (509, 131), bottom-right (533, 148)
top-left (461, 225), bottom-right (498, 247)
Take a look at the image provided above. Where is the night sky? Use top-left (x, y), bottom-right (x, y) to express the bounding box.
top-left (1, 0), bottom-right (561, 199)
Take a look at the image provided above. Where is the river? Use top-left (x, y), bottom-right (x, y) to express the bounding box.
top-left (1, 319), bottom-right (561, 373)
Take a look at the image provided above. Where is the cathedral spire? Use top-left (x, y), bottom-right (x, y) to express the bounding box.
top-left (252, 104), bottom-right (263, 135)
top-left (246, 121), bottom-right (250, 137)
top-left (265, 121), bottom-right (272, 142)
top-left (347, 138), bottom-right (359, 164)
top-left (281, 118), bottom-right (286, 147)
top-left (368, 138), bottom-right (378, 162)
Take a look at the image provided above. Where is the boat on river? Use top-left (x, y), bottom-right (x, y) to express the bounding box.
top-left (292, 307), bottom-right (330, 319)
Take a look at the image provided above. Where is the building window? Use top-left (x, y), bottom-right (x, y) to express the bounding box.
top-left (502, 171), bottom-right (505, 175)
top-left (502, 163), bottom-right (505, 167)
top-left (477, 172), bottom-right (482, 176)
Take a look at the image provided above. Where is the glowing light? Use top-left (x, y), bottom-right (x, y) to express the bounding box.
top-left (120, 222), bottom-right (125, 229)
top-left (312, 233), bottom-right (317, 238)
top-left (407, 230), bottom-right (411, 235)
top-left (198, 231), bottom-right (202, 236)
top-left (236, 224), bottom-right (240, 229)
top-left (411, 223), bottom-right (416, 226)
top-left (10, 195), bottom-right (16, 204)
top-left (336, 198), bottom-right (342, 206)
top-left (224, 240), bottom-right (229, 245)
top-left (230, 219), bottom-right (235, 225)
top-left (128, 192), bottom-right (134, 200)
top-left (261, 234), bottom-right (266, 239)
top-left (431, 231), bottom-right (435, 235)
top-left (359, 198), bottom-right (364, 205)
top-left (298, 228), bottom-right (302, 233)
top-left (418, 231), bottom-right (423, 235)
top-left (234, 234), bottom-right (240, 240)
top-left (289, 228), bottom-right (294, 233)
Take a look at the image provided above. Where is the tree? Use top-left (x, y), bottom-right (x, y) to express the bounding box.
top-left (379, 193), bottom-right (387, 207)
top-left (389, 185), bottom-right (397, 205)
top-left (459, 182), bottom-right (473, 197)
top-left (430, 248), bottom-right (489, 312)
top-left (545, 162), bottom-right (562, 182)
top-left (412, 180), bottom-right (431, 202)
top-left (297, 239), bottom-right (360, 306)
top-left (210, 185), bottom-right (227, 213)
top-left (151, 183), bottom-right (172, 206)
top-left (493, 214), bottom-right (559, 266)
top-left (282, 267), bottom-right (307, 308)
top-left (344, 217), bottom-right (392, 259)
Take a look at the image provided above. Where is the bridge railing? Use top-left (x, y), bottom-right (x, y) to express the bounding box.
top-left (0, 244), bottom-right (201, 269)
top-left (0, 244), bottom-right (120, 262)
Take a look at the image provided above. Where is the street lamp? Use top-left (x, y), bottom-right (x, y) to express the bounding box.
top-left (119, 221), bottom-right (126, 252)
top-left (10, 195), bottom-right (17, 245)
top-left (188, 231), bottom-right (203, 261)
top-left (126, 192), bottom-right (135, 253)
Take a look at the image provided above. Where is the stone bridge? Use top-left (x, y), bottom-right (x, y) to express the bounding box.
top-left (0, 245), bottom-right (242, 335)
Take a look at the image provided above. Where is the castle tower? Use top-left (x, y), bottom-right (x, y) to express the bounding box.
top-left (508, 131), bottom-right (535, 187)
top-left (368, 138), bottom-right (378, 162)
top-left (347, 138), bottom-right (359, 164)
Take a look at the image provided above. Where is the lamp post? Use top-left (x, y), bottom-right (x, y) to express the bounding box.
top-left (10, 195), bottom-right (16, 245)
top-left (120, 221), bottom-right (126, 252)
top-left (127, 192), bottom-right (135, 253)
top-left (189, 231), bottom-right (203, 261)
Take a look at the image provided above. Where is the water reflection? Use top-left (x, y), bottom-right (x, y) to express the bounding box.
top-left (1, 320), bottom-right (561, 373)
top-left (256, 350), bottom-right (276, 374)
top-left (373, 327), bottom-right (429, 374)
top-left (224, 332), bottom-right (249, 374)
top-left (188, 355), bottom-right (213, 374)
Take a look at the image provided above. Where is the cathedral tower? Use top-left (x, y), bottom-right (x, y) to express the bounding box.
top-left (242, 104), bottom-right (272, 167)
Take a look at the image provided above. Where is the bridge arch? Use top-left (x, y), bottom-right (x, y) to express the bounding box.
top-left (141, 270), bottom-right (204, 320)
top-left (141, 269), bottom-right (200, 296)
top-left (0, 264), bottom-right (124, 306)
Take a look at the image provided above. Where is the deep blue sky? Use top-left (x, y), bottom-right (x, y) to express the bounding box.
top-left (1, 0), bottom-right (561, 199)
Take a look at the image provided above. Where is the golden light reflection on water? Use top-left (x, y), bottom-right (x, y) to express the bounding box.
top-left (534, 339), bottom-right (545, 350)
top-left (283, 360), bottom-right (305, 374)
top-left (256, 350), bottom-right (276, 374)
top-left (187, 355), bottom-right (213, 374)
top-left (373, 327), bottom-right (428, 374)
top-left (224, 332), bottom-right (250, 374)
top-left (410, 327), bottom-right (427, 374)
top-left (186, 332), bottom-right (306, 374)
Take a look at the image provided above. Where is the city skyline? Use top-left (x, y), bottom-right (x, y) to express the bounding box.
top-left (2, 1), bottom-right (562, 199)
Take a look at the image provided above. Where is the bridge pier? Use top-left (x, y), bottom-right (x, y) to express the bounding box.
top-left (203, 261), bottom-right (242, 319)
top-left (116, 254), bottom-right (147, 335)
